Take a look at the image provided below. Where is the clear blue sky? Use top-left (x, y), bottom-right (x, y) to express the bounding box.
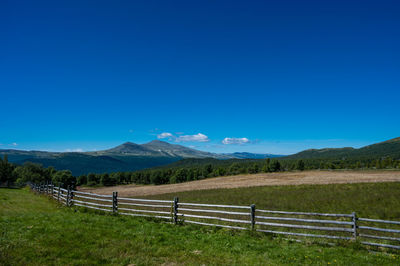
top-left (1, 0), bottom-right (399, 155)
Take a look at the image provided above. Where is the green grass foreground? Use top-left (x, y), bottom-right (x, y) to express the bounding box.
top-left (1, 188), bottom-right (400, 265)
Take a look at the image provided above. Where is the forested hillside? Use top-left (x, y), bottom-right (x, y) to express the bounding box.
top-left (285, 137), bottom-right (400, 160)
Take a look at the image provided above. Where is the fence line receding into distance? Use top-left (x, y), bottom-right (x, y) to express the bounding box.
top-left (31, 182), bottom-right (400, 251)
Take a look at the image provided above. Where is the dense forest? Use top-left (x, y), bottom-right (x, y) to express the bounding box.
top-left (2, 155), bottom-right (399, 189)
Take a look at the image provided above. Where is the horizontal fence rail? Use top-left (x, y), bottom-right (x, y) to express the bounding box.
top-left (117, 195), bottom-right (173, 220)
top-left (31, 183), bottom-right (400, 251)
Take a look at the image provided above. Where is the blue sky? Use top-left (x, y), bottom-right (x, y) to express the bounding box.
top-left (1, 0), bottom-right (399, 155)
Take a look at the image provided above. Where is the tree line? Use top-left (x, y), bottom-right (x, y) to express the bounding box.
top-left (1, 155), bottom-right (399, 188)
top-left (75, 157), bottom-right (400, 186)
top-left (0, 155), bottom-right (76, 188)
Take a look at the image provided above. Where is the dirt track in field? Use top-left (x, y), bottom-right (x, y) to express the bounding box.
top-left (78, 170), bottom-right (400, 197)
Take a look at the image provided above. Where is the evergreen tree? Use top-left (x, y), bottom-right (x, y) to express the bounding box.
top-left (77, 175), bottom-right (87, 186)
top-left (270, 160), bottom-right (281, 172)
top-left (0, 155), bottom-right (15, 187)
top-left (100, 173), bottom-right (112, 186)
top-left (296, 160), bottom-right (305, 171)
top-left (87, 173), bottom-right (97, 186)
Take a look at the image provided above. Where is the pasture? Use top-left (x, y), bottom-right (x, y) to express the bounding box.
top-left (1, 187), bottom-right (400, 265)
top-left (145, 181), bottom-right (400, 220)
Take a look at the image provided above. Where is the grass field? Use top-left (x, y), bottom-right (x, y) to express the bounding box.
top-left (1, 188), bottom-right (400, 265)
top-left (146, 182), bottom-right (400, 220)
top-left (80, 170), bottom-right (400, 198)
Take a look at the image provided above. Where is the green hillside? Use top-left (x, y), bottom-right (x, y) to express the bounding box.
top-left (4, 152), bottom-right (178, 176)
top-left (285, 137), bottom-right (400, 160)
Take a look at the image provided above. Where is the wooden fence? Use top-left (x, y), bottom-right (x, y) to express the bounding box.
top-left (31, 182), bottom-right (400, 250)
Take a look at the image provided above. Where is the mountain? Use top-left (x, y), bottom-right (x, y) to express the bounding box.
top-left (102, 142), bottom-right (154, 155)
top-left (142, 140), bottom-right (222, 158)
top-left (0, 140), bottom-right (280, 175)
top-left (284, 137), bottom-right (400, 160)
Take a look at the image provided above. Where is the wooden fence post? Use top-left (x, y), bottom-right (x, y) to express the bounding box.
top-left (51, 183), bottom-right (54, 197)
top-left (70, 187), bottom-right (74, 207)
top-left (112, 192), bottom-right (118, 213)
top-left (173, 197), bottom-right (179, 224)
top-left (66, 186), bottom-right (71, 206)
top-left (352, 212), bottom-right (358, 240)
top-left (251, 204), bottom-right (256, 230)
top-left (57, 183), bottom-right (61, 202)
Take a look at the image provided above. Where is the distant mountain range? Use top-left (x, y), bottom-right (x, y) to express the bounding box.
top-left (0, 140), bottom-right (282, 175)
top-left (1, 137), bottom-right (398, 175)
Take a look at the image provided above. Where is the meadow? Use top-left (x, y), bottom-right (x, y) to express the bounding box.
top-left (1, 187), bottom-right (400, 265)
top-left (145, 182), bottom-right (400, 220)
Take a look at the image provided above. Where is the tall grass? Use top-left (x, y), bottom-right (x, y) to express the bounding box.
top-left (146, 182), bottom-right (400, 220)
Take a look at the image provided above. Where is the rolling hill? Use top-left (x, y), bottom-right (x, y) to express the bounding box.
top-left (284, 137), bottom-right (400, 160)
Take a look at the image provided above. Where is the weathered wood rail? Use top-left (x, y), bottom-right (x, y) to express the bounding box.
top-left (31, 182), bottom-right (400, 251)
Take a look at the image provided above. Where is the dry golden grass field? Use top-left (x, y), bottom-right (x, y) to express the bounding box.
top-left (79, 170), bottom-right (400, 197)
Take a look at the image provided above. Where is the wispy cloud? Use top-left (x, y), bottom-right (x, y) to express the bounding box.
top-left (149, 128), bottom-right (160, 133)
top-left (9, 142), bottom-right (18, 147)
top-left (157, 132), bottom-right (174, 140)
top-left (177, 133), bottom-right (209, 142)
top-left (222, 137), bottom-right (250, 145)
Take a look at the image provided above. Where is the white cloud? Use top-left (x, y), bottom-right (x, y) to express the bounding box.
top-left (157, 132), bottom-right (210, 143)
top-left (222, 137), bottom-right (250, 145)
top-left (157, 132), bottom-right (174, 139)
top-left (177, 133), bottom-right (209, 142)
top-left (10, 143), bottom-right (18, 147)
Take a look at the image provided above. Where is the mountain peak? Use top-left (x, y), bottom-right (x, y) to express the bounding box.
top-left (121, 141), bottom-right (138, 146)
top-left (105, 141), bottom-right (150, 154)
top-left (144, 140), bottom-right (172, 147)
top-left (147, 139), bottom-right (168, 144)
